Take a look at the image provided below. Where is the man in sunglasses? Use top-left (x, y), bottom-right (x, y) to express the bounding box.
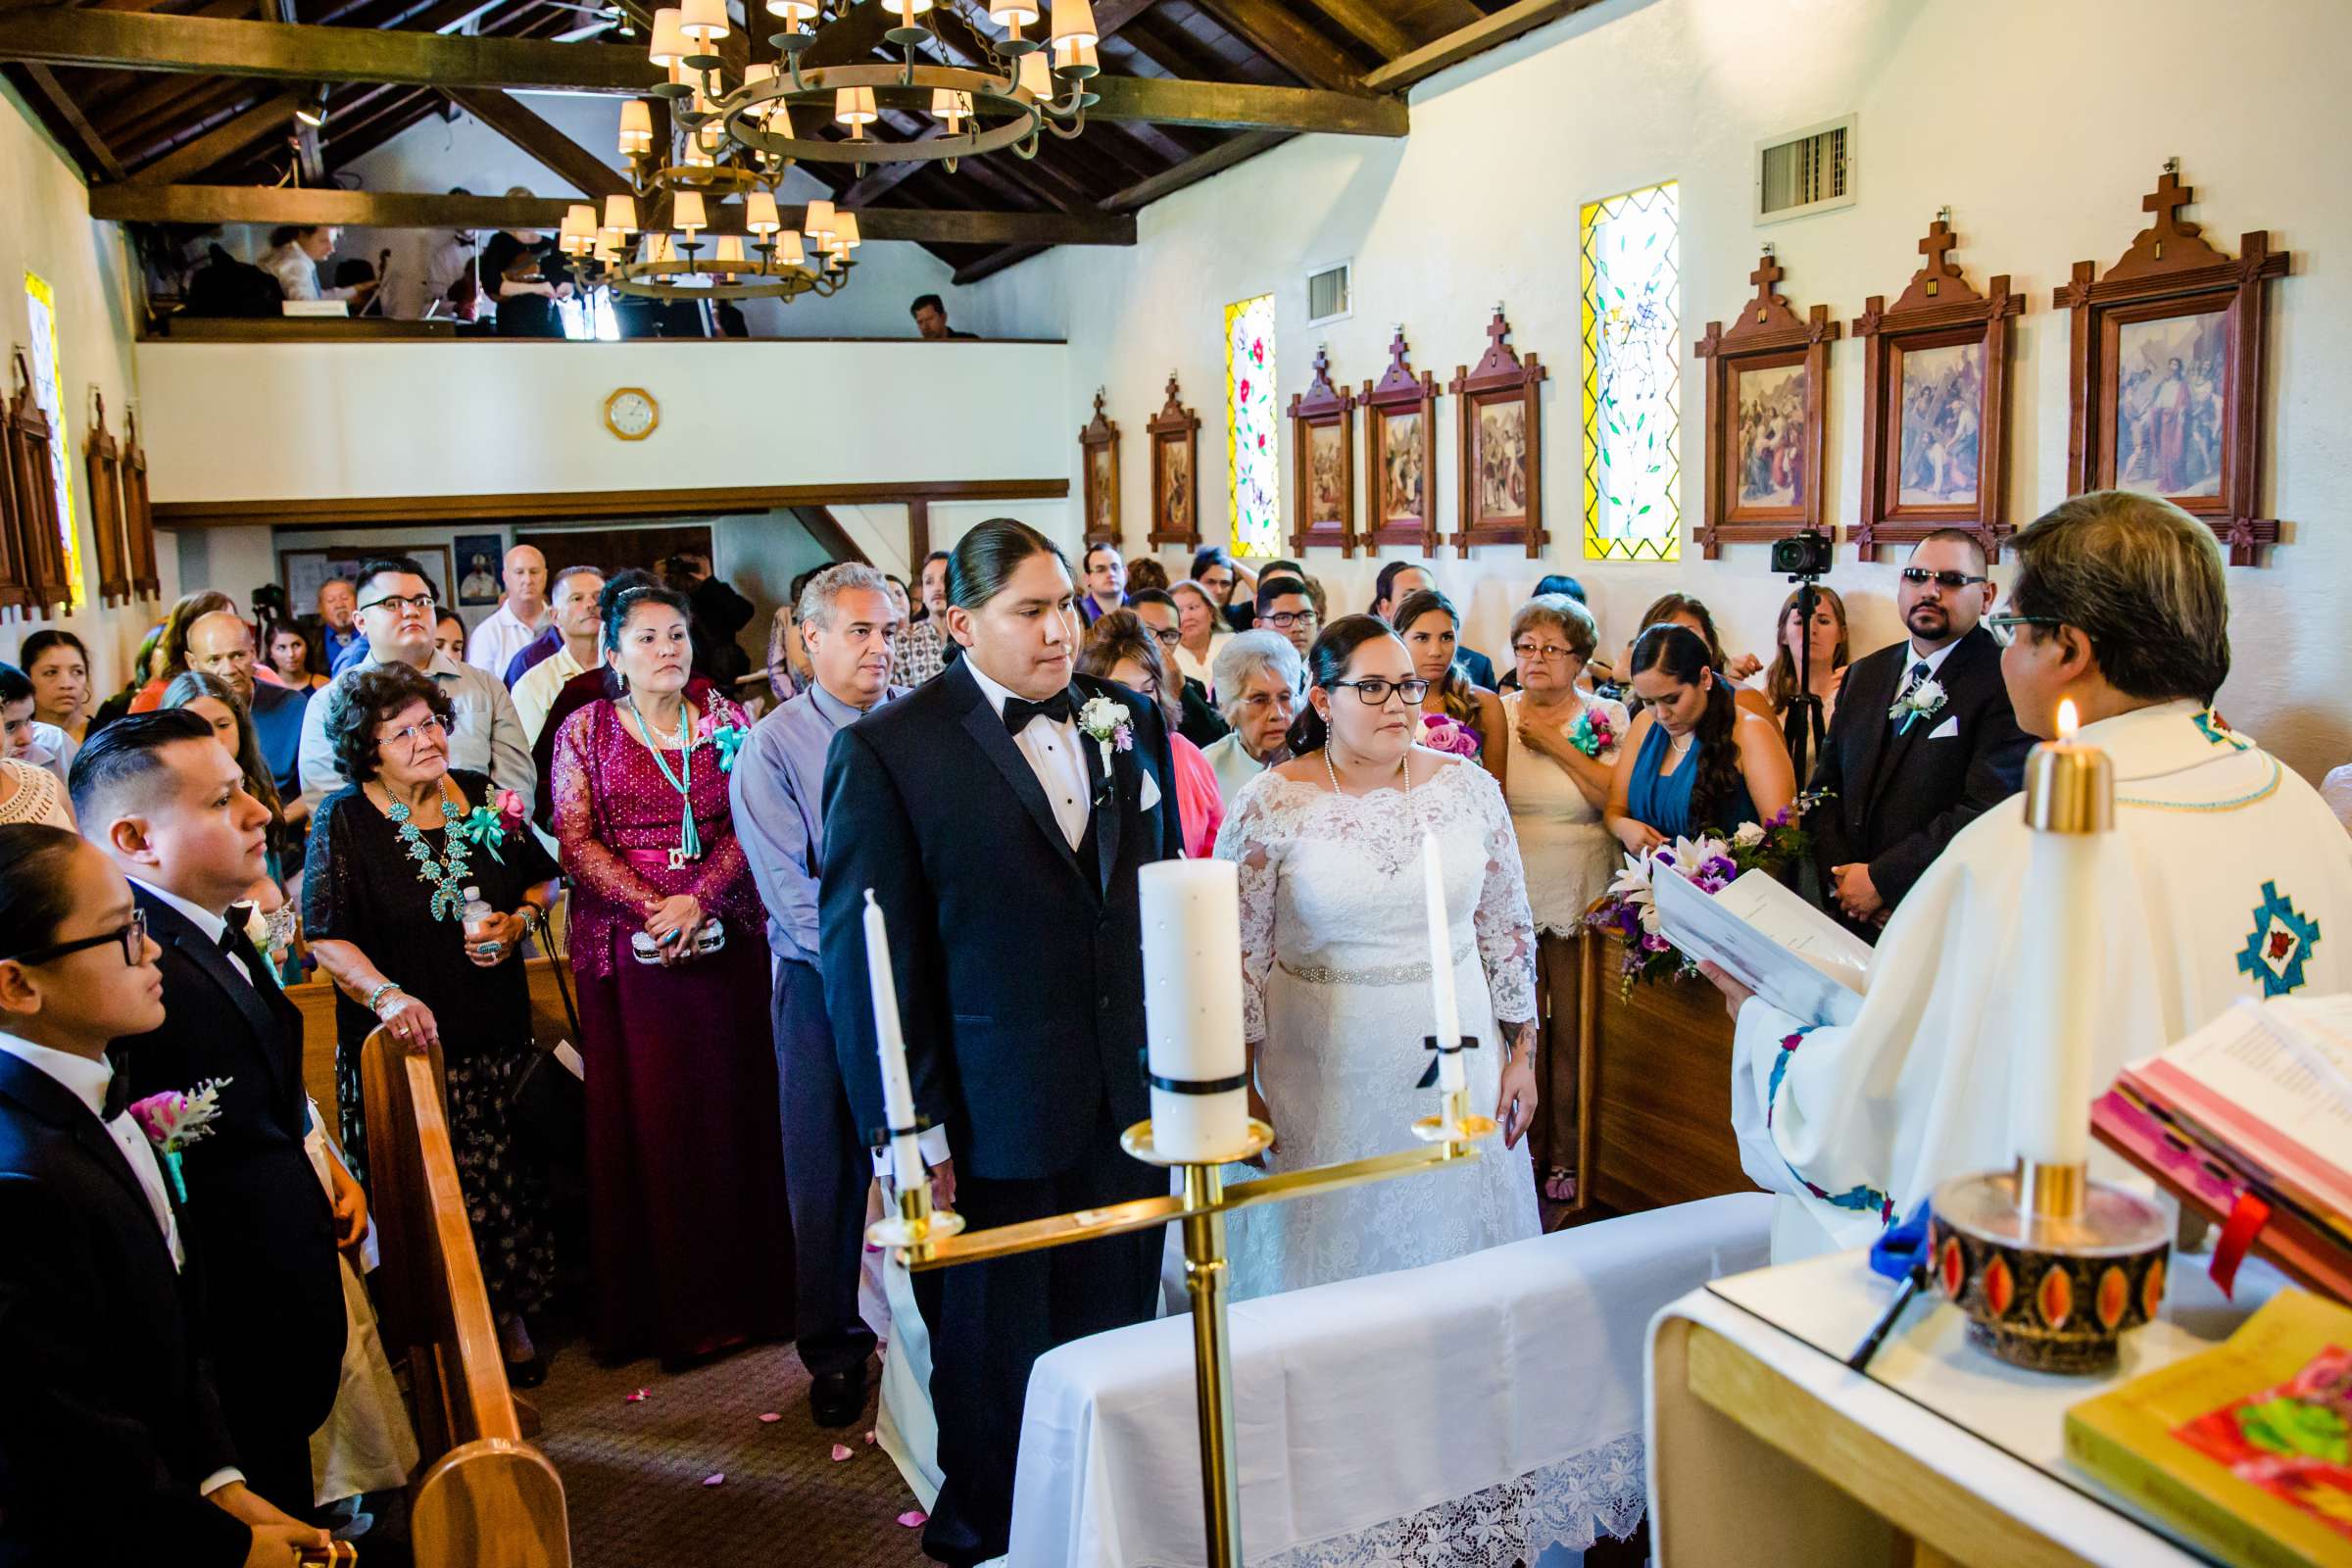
top-left (1709, 492), bottom-right (2352, 1265)
top-left (1805, 529), bottom-right (2031, 940)
top-left (293, 555), bottom-right (533, 817)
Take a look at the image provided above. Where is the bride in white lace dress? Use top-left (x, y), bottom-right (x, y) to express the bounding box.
top-left (1216, 615), bottom-right (1542, 1302)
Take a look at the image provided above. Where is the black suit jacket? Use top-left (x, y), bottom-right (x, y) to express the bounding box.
top-left (1176, 678), bottom-right (1230, 750)
top-left (1807, 625), bottom-right (2032, 926)
top-left (114, 890), bottom-right (346, 1445)
top-left (0, 1052), bottom-right (252, 1568)
top-left (819, 662), bottom-right (1183, 1183)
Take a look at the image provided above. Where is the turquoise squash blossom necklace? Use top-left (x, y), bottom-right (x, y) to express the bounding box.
top-left (385, 777), bottom-right (475, 921)
top-left (629, 693), bottom-right (702, 868)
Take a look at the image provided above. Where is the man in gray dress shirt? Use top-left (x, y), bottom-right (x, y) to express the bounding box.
top-left (295, 555), bottom-right (535, 816)
top-left (729, 563), bottom-right (909, 1428)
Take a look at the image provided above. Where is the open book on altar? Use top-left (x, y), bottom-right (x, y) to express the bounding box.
top-left (1650, 867), bottom-right (1871, 1028)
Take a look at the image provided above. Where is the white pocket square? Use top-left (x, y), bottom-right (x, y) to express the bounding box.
top-left (1139, 771), bottom-right (1162, 811)
top-left (1928, 715), bottom-right (1960, 740)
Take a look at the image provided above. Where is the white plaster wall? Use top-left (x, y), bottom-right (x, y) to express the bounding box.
top-left (964, 0), bottom-right (2352, 782)
top-left (0, 83), bottom-right (177, 692)
top-left (132, 337), bottom-right (1071, 501)
top-left (325, 91), bottom-right (966, 336)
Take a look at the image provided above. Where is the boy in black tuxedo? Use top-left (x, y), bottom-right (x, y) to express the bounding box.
top-left (821, 519), bottom-right (1182, 1566)
top-left (0, 822), bottom-right (331, 1567)
top-left (73, 713), bottom-right (355, 1519)
top-left (1808, 529), bottom-right (2033, 939)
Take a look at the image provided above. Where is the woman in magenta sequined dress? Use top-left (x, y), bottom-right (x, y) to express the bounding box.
top-left (549, 571), bottom-right (794, 1364)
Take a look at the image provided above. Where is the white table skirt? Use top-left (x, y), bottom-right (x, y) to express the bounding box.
top-left (1005, 1193), bottom-right (1774, 1568)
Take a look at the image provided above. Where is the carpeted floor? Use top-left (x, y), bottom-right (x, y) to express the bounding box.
top-left (532, 1338), bottom-right (931, 1567)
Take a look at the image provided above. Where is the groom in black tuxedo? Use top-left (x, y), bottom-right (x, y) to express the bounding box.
top-left (73, 712), bottom-right (353, 1518)
top-left (1808, 529), bottom-right (2033, 940)
top-left (820, 518), bottom-right (1182, 1566)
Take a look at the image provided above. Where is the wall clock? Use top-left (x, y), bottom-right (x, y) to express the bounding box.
top-left (604, 387), bottom-right (658, 441)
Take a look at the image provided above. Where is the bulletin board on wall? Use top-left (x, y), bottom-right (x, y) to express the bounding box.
top-left (280, 544), bottom-right (456, 610)
top-left (514, 524), bottom-right (715, 579)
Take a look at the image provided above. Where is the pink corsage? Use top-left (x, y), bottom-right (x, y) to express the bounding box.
top-left (491, 789), bottom-right (526, 837)
top-left (1418, 712), bottom-right (1483, 760)
top-left (693, 708), bottom-right (751, 773)
top-left (129, 1079), bottom-right (231, 1202)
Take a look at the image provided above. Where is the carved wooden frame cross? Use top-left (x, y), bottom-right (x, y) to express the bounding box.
top-left (3, 351), bottom-right (73, 616)
top-left (1693, 252), bottom-right (1840, 559)
top-left (2056, 168), bottom-right (2289, 564)
top-left (1077, 387), bottom-right (1122, 549)
top-left (1146, 373), bottom-right (1202, 552)
top-left (1285, 347), bottom-right (1357, 556)
top-left (1447, 307), bottom-right (1548, 558)
top-left (1852, 217), bottom-right (2025, 562)
top-left (1359, 327), bottom-right (1441, 557)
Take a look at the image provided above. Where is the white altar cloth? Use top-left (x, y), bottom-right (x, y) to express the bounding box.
top-left (1004, 1193), bottom-right (1772, 1568)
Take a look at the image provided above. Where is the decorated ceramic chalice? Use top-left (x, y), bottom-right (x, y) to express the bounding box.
top-left (1929, 1165), bottom-right (2172, 1374)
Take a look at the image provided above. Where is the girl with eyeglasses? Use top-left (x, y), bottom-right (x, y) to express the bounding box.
top-left (1211, 614), bottom-right (1541, 1301)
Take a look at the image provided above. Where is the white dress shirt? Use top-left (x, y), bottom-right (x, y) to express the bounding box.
top-left (1895, 633), bottom-right (1963, 698)
top-left (511, 643), bottom-right (596, 745)
top-left (466, 600), bottom-right (552, 678)
top-left (0, 1031), bottom-right (185, 1270)
top-left (964, 659), bottom-right (1090, 851)
top-left (258, 241), bottom-right (357, 304)
top-left (130, 878), bottom-right (249, 985)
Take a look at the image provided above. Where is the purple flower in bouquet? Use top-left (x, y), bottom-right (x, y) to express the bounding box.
top-left (1418, 713), bottom-right (1483, 760)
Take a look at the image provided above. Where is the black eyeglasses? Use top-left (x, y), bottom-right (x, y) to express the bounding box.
top-left (1146, 626), bottom-right (1182, 647)
top-left (1899, 568), bottom-right (1989, 590)
top-left (5, 908), bottom-right (148, 969)
top-left (1329, 677), bottom-right (1430, 706)
top-left (1262, 610), bottom-right (1319, 630)
top-left (358, 591), bottom-right (436, 616)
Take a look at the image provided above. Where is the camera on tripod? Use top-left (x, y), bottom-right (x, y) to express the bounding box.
top-left (251, 582), bottom-right (289, 622)
top-left (1769, 528), bottom-right (1832, 579)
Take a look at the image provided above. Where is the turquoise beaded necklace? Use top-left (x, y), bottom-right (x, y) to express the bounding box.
top-left (628, 693), bottom-right (702, 866)
top-left (383, 776), bottom-right (474, 921)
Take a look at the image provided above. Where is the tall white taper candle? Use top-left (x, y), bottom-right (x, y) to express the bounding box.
top-left (862, 889), bottom-right (928, 1189)
top-left (1140, 860), bottom-right (1250, 1162)
top-left (1421, 831), bottom-right (1467, 1094)
top-left (2010, 700), bottom-right (2110, 1171)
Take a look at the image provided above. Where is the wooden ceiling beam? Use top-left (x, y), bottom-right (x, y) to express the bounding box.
top-left (1113, 10), bottom-right (1234, 83)
top-left (1291, 0), bottom-right (1412, 60)
top-left (1087, 74), bottom-right (1399, 134)
top-left (953, 242), bottom-right (1044, 286)
top-left (1182, 0), bottom-right (1363, 90)
top-left (264, 0), bottom-right (323, 183)
top-left (17, 62), bottom-right (127, 177)
top-left (440, 85), bottom-right (626, 196)
top-left (124, 87), bottom-right (301, 182)
top-left (1100, 124), bottom-right (1281, 211)
top-left (87, 183), bottom-right (1140, 243)
top-left (1361, 0), bottom-right (1611, 93)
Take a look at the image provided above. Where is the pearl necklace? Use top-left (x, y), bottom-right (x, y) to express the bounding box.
top-left (1666, 729), bottom-right (1695, 758)
top-left (1323, 741), bottom-right (1413, 801)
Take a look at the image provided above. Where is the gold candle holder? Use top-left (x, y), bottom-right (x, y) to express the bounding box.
top-left (869, 1087), bottom-right (1497, 1567)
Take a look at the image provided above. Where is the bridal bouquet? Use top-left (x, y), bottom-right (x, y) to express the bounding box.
top-left (1584, 793), bottom-right (1826, 996)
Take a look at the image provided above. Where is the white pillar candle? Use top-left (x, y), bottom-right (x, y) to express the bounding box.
top-left (862, 890), bottom-right (927, 1190)
top-left (1141, 860), bottom-right (1250, 1162)
top-left (2010, 701), bottom-right (2109, 1171)
top-left (1422, 831), bottom-right (1466, 1095)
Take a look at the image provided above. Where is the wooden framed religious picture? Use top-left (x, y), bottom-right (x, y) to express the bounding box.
top-left (1285, 346), bottom-right (1356, 555)
top-left (2056, 166), bottom-right (2289, 564)
top-left (1146, 372), bottom-right (1201, 550)
top-left (1693, 253), bottom-right (1840, 559)
top-left (1360, 327), bottom-right (1440, 554)
top-left (1078, 388), bottom-right (1121, 547)
top-left (1851, 217), bottom-right (2024, 562)
top-left (81, 391), bottom-right (131, 606)
top-left (1448, 307), bottom-right (1548, 556)
top-left (0, 384), bottom-right (23, 612)
top-left (121, 408), bottom-right (159, 599)
top-left (4, 350), bottom-right (72, 614)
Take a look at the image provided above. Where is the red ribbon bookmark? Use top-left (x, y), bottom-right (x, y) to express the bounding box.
top-left (2209, 1190), bottom-right (2272, 1298)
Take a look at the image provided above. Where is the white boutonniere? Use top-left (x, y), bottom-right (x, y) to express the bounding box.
top-left (1888, 677), bottom-right (1947, 735)
top-left (1078, 694), bottom-right (1135, 776)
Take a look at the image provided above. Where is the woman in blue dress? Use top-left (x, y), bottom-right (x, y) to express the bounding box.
top-left (1606, 624), bottom-right (1794, 850)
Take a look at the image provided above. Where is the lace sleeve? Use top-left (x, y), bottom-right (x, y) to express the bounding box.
top-left (1213, 778), bottom-right (1283, 1044)
top-left (1472, 770), bottom-right (1539, 1023)
top-left (549, 706), bottom-right (660, 912)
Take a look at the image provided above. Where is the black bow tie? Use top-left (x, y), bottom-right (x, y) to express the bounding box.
top-left (102, 1064), bottom-right (131, 1122)
top-left (220, 904), bottom-right (254, 956)
top-left (1003, 691), bottom-right (1074, 735)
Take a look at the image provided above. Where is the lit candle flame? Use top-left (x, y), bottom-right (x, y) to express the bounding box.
top-left (2056, 698), bottom-right (2080, 741)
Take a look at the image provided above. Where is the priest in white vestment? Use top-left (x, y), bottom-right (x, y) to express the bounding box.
top-left (1712, 492), bottom-right (2352, 1262)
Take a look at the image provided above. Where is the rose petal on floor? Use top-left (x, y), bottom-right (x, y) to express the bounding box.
top-left (623, 1389), bottom-right (649, 1403)
top-left (829, 1443), bottom-right (854, 1462)
top-left (757, 1412), bottom-right (782, 1424)
top-left (897, 1510), bottom-right (928, 1529)
top-left (862, 1430), bottom-right (876, 1446)
top-left (701, 1473), bottom-right (725, 1488)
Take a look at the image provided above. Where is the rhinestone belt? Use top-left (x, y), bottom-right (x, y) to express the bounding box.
top-left (1278, 941), bottom-right (1476, 988)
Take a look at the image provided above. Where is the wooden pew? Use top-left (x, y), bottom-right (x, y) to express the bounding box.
top-left (362, 1026), bottom-right (571, 1567)
top-left (1572, 927), bottom-right (1753, 1218)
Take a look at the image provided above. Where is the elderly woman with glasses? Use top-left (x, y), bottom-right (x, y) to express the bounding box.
top-left (302, 662), bottom-right (560, 1386)
top-left (1498, 595), bottom-right (1629, 1207)
top-left (1197, 631), bottom-right (1301, 809)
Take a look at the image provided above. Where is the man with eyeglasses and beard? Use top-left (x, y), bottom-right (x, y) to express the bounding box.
top-left (294, 556), bottom-right (534, 817)
top-left (1804, 527), bottom-right (2031, 939)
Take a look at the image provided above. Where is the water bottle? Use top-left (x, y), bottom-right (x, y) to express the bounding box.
top-left (461, 886), bottom-right (497, 949)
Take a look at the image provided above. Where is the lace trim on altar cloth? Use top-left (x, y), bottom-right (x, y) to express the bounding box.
top-left (1256, 1429), bottom-right (1646, 1568)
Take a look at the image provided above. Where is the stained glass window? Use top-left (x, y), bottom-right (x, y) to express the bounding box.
top-left (1224, 293), bottom-right (1279, 558)
top-left (23, 272), bottom-right (81, 606)
top-left (1579, 182), bottom-right (1681, 562)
